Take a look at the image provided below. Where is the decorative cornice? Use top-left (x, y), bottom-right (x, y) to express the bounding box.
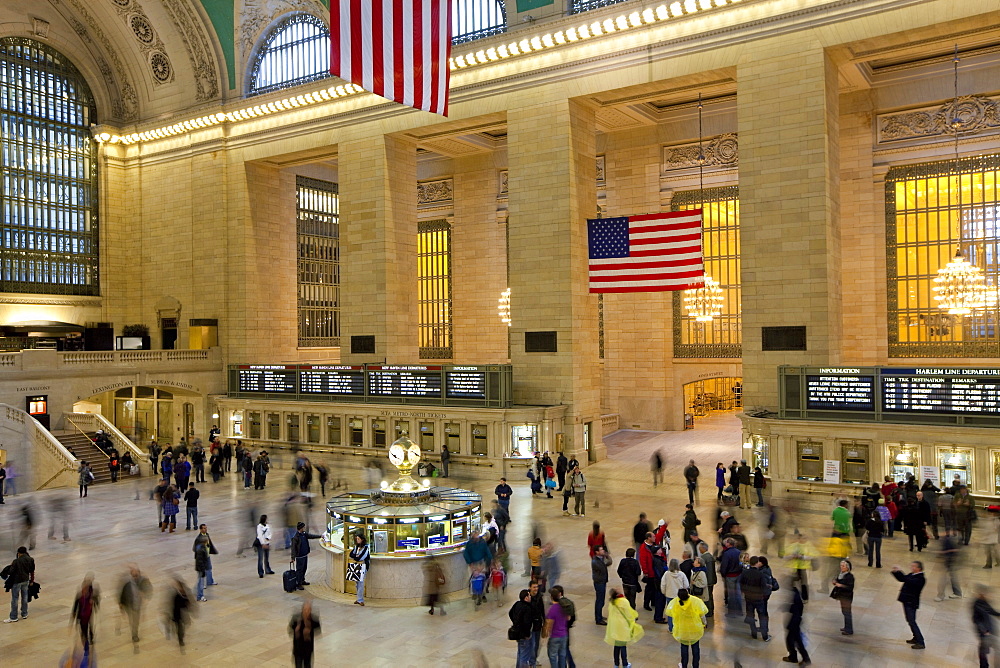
top-left (878, 95), bottom-right (1000, 144)
top-left (0, 294), bottom-right (102, 306)
top-left (662, 133), bottom-right (738, 172)
top-left (159, 0), bottom-right (220, 101)
top-left (417, 178), bottom-right (454, 206)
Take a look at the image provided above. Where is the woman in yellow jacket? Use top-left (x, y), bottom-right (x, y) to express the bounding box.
top-left (666, 588), bottom-right (709, 668)
top-left (604, 588), bottom-right (644, 668)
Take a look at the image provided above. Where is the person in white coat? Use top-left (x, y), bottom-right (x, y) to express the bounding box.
top-left (982, 510), bottom-right (1000, 568)
top-left (256, 514), bottom-right (275, 578)
top-left (660, 558), bottom-right (690, 632)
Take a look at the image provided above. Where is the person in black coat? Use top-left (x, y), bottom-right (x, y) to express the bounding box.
top-left (973, 583), bottom-right (1000, 668)
top-left (901, 499), bottom-right (927, 552)
top-left (891, 561), bottom-right (926, 649)
top-left (555, 452), bottom-right (568, 491)
top-left (782, 585), bottom-right (810, 665)
top-left (830, 559), bottom-right (855, 635)
top-left (508, 589), bottom-right (535, 666)
top-left (617, 547), bottom-right (642, 610)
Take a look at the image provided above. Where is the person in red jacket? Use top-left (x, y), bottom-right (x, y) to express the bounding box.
top-left (654, 519), bottom-right (670, 549)
top-left (881, 476), bottom-right (898, 502)
top-left (886, 497), bottom-right (899, 538)
top-left (638, 532), bottom-right (657, 611)
top-left (588, 521), bottom-right (606, 558)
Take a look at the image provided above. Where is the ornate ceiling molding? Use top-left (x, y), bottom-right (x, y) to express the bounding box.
top-left (662, 133), bottom-right (738, 173)
top-left (49, 0), bottom-right (139, 121)
top-left (159, 0), bottom-right (219, 100)
top-left (107, 0), bottom-right (173, 86)
top-left (878, 95), bottom-right (1000, 144)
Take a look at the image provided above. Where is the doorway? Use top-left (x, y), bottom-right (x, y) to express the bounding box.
top-left (683, 377), bottom-right (743, 423)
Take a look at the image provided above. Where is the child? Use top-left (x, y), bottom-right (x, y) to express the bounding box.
top-left (490, 558), bottom-right (507, 606)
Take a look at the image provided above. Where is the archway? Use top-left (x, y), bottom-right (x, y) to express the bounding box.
top-left (682, 377), bottom-right (742, 425)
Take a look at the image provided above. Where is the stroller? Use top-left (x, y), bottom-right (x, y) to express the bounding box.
top-left (720, 485), bottom-right (740, 506)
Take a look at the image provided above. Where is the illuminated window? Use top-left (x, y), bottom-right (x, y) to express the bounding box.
top-left (418, 219), bottom-right (452, 358)
top-left (297, 176), bottom-right (340, 347)
top-left (672, 186), bottom-right (741, 357)
top-left (888, 156), bottom-right (1000, 356)
top-left (0, 38), bottom-right (98, 295)
top-left (248, 14), bottom-right (330, 96)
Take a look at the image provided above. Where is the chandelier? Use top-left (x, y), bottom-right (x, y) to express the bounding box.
top-left (684, 275), bottom-right (724, 322)
top-left (932, 46), bottom-right (991, 316)
top-left (498, 287), bottom-right (511, 326)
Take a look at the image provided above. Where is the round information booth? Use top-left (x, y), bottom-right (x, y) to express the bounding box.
top-left (322, 437), bottom-right (482, 601)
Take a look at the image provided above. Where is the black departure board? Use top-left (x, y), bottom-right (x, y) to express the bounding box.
top-left (368, 366), bottom-right (442, 397)
top-left (299, 366), bottom-right (365, 395)
top-left (445, 368), bottom-right (487, 398)
top-left (806, 374), bottom-right (875, 411)
top-left (236, 366), bottom-right (297, 393)
top-left (882, 369), bottom-right (1000, 415)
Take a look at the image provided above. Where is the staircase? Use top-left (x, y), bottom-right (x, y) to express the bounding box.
top-left (52, 431), bottom-right (140, 485)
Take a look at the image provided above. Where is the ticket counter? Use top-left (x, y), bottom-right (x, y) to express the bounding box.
top-left (796, 440), bottom-right (823, 481)
top-left (939, 447), bottom-right (973, 489)
top-left (887, 443), bottom-right (920, 481)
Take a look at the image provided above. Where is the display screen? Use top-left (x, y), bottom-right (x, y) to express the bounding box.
top-left (805, 374), bottom-right (875, 411)
top-left (236, 366), bottom-right (297, 393)
top-left (368, 366), bottom-right (442, 397)
top-left (882, 369), bottom-right (1000, 415)
top-left (446, 368), bottom-right (487, 398)
top-left (299, 366), bottom-right (365, 395)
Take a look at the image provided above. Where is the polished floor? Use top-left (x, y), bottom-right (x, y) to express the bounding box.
top-left (0, 413), bottom-right (993, 667)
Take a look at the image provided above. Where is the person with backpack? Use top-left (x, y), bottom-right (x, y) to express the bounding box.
top-left (551, 585), bottom-right (576, 665)
top-left (544, 586), bottom-right (570, 667)
top-left (830, 559), bottom-right (854, 635)
top-left (667, 588), bottom-right (708, 668)
top-left (605, 588), bottom-right (643, 668)
top-left (570, 466), bottom-right (587, 517)
top-left (509, 589), bottom-right (535, 668)
top-left (148, 440), bottom-right (161, 475)
top-left (109, 452), bottom-right (121, 483)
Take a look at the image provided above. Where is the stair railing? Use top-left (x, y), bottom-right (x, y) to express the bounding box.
top-left (63, 412), bottom-right (148, 467)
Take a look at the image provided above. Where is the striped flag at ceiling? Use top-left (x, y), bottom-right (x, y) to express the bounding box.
top-left (331, 0), bottom-right (452, 116)
top-left (587, 210), bottom-right (705, 293)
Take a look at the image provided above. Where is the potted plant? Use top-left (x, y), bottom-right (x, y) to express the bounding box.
top-left (117, 324), bottom-right (151, 350)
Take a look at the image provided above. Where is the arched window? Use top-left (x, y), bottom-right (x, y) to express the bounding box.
top-left (0, 38), bottom-right (98, 295)
top-left (248, 14), bottom-right (330, 96)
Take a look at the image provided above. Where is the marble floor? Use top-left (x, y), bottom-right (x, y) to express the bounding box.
top-left (0, 412), bottom-right (994, 667)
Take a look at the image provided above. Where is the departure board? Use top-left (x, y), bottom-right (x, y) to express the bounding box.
top-left (236, 366), bottom-right (297, 393)
top-left (299, 366), bottom-right (365, 395)
top-left (368, 366), bottom-right (442, 397)
top-left (445, 368), bottom-right (487, 398)
top-left (806, 374), bottom-right (875, 411)
top-left (882, 369), bottom-right (1000, 415)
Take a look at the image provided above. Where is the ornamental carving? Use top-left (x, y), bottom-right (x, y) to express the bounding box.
top-left (417, 179), bottom-right (453, 206)
top-left (160, 0), bottom-right (220, 99)
top-left (878, 95), bottom-right (1000, 144)
top-left (662, 134), bottom-right (738, 172)
top-left (596, 155), bottom-right (606, 184)
top-left (150, 51), bottom-right (172, 82)
top-left (498, 170), bottom-right (508, 197)
top-left (241, 0), bottom-right (328, 56)
top-left (107, 0), bottom-right (173, 85)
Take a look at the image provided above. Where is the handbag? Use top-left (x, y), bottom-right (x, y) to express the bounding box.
top-left (507, 626), bottom-right (520, 641)
top-left (346, 562), bottom-right (364, 582)
top-left (252, 538), bottom-right (261, 549)
top-left (545, 478), bottom-right (556, 489)
top-left (130, 465), bottom-right (139, 475)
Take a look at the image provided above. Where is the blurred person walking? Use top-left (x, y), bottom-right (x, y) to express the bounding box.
top-left (650, 450), bottom-right (663, 488)
top-left (605, 588), bottom-right (643, 668)
top-left (982, 508), bottom-right (1000, 568)
top-left (781, 584), bottom-right (810, 666)
top-left (289, 600), bottom-right (321, 668)
top-left (256, 514), bottom-right (275, 577)
top-left (18, 503), bottom-right (36, 550)
top-left (165, 577), bottom-right (192, 648)
top-left (423, 557), bottom-right (446, 615)
top-left (69, 575), bottom-right (100, 648)
top-left (117, 565), bottom-right (152, 645)
top-left (48, 495), bottom-right (71, 542)
top-left (3, 545), bottom-right (34, 623)
top-left (973, 583), bottom-right (1000, 668)
top-left (666, 588), bottom-right (708, 668)
top-left (683, 460), bottom-right (700, 505)
top-left (935, 528), bottom-right (963, 601)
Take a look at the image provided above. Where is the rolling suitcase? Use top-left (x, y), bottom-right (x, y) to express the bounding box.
top-left (283, 561), bottom-right (298, 593)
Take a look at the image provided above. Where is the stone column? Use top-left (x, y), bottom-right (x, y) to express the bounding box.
top-left (507, 99), bottom-right (605, 462)
top-left (338, 135), bottom-right (419, 364)
top-left (737, 41), bottom-right (841, 410)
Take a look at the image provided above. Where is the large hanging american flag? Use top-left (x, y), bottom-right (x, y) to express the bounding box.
top-left (587, 211), bottom-right (705, 293)
top-left (331, 0), bottom-right (452, 116)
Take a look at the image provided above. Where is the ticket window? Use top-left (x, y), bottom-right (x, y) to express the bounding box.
top-left (796, 441), bottom-right (823, 481)
top-left (395, 521), bottom-right (422, 551)
top-left (887, 443), bottom-right (920, 481)
top-left (306, 415), bottom-right (320, 444)
top-left (327, 417), bottom-right (342, 446)
top-left (249, 412), bottom-right (261, 439)
top-left (349, 418), bottom-right (363, 447)
top-left (287, 414), bottom-right (300, 443)
top-left (419, 422), bottom-right (435, 452)
top-left (266, 413), bottom-right (280, 440)
top-left (992, 451), bottom-right (1000, 496)
top-left (939, 448), bottom-right (973, 489)
top-left (840, 441), bottom-right (870, 486)
top-left (445, 423), bottom-right (461, 453)
top-left (231, 411), bottom-right (244, 437)
top-left (395, 421), bottom-right (410, 438)
top-left (750, 435), bottom-right (770, 475)
top-left (511, 425), bottom-right (537, 458)
top-left (372, 419), bottom-right (387, 448)
top-left (471, 424), bottom-right (488, 456)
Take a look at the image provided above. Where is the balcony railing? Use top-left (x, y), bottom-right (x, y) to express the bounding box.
top-left (453, 0), bottom-right (507, 44)
top-left (570, 0), bottom-right (631, 13)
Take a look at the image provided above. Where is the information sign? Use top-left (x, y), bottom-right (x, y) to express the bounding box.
top-left (919, 466), bottom-right (939, 486)
top-left (445, 367), bottom-right (487, 398)
top-left (427, 535), bottom-right (448, 546)
top-left (396, 538), bottom-right (420, 549)
top-left (806, 374), bottom-right (875, 411)
top-left (823, 460), bottom-right (841, 484)
top-left (368, 366), bottom-right (442, 397)
top-left (236, 365), bottom-right (297, 393)
top-left (299, 365), bottom-right (365, 395)
top-left (882, 368), bottom-right (1000, 415)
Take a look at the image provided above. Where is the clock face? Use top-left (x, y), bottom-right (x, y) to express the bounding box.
top-left (388, 443), bottom-right (406, 467)
top-left (406, 441), bottom-right (421, 465)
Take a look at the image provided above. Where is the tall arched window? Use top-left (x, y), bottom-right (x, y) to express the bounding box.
top-left (248, 14), bottom-right (330, 96)
top-left (0, 38), bottom-right (99, 295)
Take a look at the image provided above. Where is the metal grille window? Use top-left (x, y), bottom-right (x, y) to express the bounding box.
top-left (570, 0), bottom-right (629, 14)
top-left (248, 14), bottom-right (330, 96)
top-left (887, 156), bottom-right (1000, 357)
top-left (452, 0), bottom-right (506, 44)
top-left (672, 186), bottom-right (741, 357)
top-left (0, 38), bottom-right (98, 296)
top-left (418, 219), bottom-right (452, 358)
top-left (297, 176), bottom-right (340, 347)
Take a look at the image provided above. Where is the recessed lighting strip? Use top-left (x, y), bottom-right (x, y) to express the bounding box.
top-left (96, 0), bottom-right (739, 146)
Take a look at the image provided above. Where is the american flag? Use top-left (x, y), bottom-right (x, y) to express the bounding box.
top-left (587, 211), bottom-right (705, 293)
top-left (331, 0), bottom-right (451, 116)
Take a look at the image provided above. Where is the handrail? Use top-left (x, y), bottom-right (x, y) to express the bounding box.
top-left (0, 404), bottom-right (79, 490)
top-left (64, 412), bottom-right (148, 464)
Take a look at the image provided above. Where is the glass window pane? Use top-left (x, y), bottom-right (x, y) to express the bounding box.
top-left (297, 176), bottom-right (340, 347)
top-left (249, 15), bottom-right (331, 96)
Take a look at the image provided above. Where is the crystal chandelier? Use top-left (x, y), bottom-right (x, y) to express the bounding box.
top-left (684, 275), bottom-right (724, 322)
top-left (498, 287), bottom-right (511, 326)
top-left (932, 46), bottom-right (991, 316)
